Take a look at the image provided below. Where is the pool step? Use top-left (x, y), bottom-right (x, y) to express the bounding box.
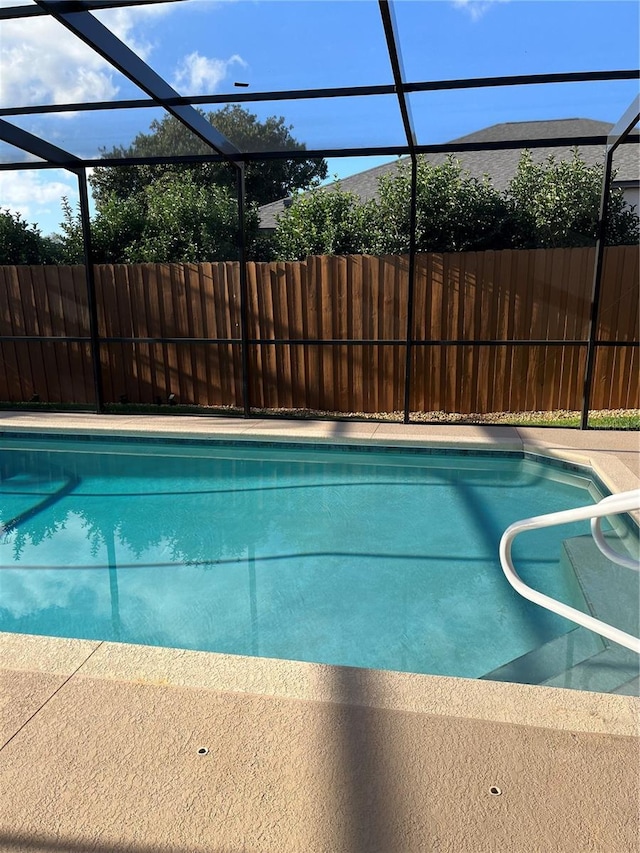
top-left (483, 532), bottom-right (639, 692)
top-left (561, 534), bottom-right (639, 639)
top-left (611, 675), bottom-right (640, 696)
top-left (541, 646), bottom-right (639, 694)
top-left (553, 534), bottom-right (639, 694)
top-left (480, 626), bottom-right (603, 686)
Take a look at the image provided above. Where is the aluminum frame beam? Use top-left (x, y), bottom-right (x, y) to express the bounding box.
top-left (0, 117), bottom-right (80, 170)
top-left (580, 92), bottom-right (640, 429)
top-left (4, 336), bottom-right (632, 347)
top-left (0, 1), bottom-right (180, 21)
top-left (3, 134), bottom-right (636, 173)
top-left (1, 71), bottom-right (636, 119)
top-left (403, 156), bottom-right (418, 423)
top-left (236, 164), bottom-right (251, 417)
top-left (378, 1), bottom-right (419, 421)
top-left (607, 93), bottom-right (640, 151)
top-left (77, 167), bottom-right (105, 412)
top-left (379, 0), bottom-right (416, 151)
top-left (33, 0), bottom-right (240, 163)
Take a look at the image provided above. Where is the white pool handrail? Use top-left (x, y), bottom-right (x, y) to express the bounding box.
top-left (499, 488), bottom-right (640, 654)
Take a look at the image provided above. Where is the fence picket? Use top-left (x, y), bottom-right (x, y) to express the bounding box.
top-left (0, 247), bottom-right (637, 413)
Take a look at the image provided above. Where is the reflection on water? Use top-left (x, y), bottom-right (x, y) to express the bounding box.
top-left (0, 441), bottom-right (625, 678)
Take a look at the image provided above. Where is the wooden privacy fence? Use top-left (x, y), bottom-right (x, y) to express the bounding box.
top-left (0, 246), bottom-right (637, 413)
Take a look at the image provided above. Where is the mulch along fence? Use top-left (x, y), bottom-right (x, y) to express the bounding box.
top-left (0, 246), bottom-right (637, 413)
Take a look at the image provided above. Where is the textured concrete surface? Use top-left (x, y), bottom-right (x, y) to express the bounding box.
top-left (0, 674), bottom-right (638, 853)
top-left (77, 641), bottom-right (639, 736)
top-left (0, 633), bottom-right (99, 675)
top-left (0, 415), bottom-right (638, 852)
top-left (0, 669), bottom-right (66, 747)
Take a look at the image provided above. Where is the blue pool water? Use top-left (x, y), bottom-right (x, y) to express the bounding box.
top-left (0, 435), bottom-right (627, 680)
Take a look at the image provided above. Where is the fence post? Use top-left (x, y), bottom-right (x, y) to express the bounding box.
top-left (77, 167), bottom-right (104, 413)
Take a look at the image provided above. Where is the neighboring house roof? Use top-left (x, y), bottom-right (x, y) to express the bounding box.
top-left (258, 118), bottom-right (639, 229)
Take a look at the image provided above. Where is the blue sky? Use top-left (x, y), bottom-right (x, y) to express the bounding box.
top-left (0, 0), bottom-right (638, 235)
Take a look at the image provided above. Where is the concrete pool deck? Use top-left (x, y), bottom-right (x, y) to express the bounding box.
top-left (0, 413), bottom-right (638, 852)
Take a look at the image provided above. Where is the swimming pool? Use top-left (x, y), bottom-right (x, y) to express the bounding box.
top-left (0, 433), bottom-right (637, 692)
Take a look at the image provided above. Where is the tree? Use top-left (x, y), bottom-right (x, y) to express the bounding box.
top-left (62, 104), bottom-right (326, 263)
top-left (273, 158), bottom-right (515, 260)
top-left (272, 151), bottom-right (639, 260)
top-left (89, 105), bottom-right (327, 208)
top-left (274, 184), bottom-right (376, 260)
top-left (370, 156), bottom-right (515, 255)
top-left (61, 172), bottom-right (259, 264)
top-left (0, 208), bottom-right (62, 264)
top-left (506, 150), bottom-right (639, 248)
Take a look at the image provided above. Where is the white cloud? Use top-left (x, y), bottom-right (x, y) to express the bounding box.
top-left (0, 17), bottom-right (120, 108)
top-left (94, 4), bottom-right (174, 62)
top-left (452, 0), bottom-right (510, 21)
top-left (0, 170), bottom-right (77, 233)
top-left (0, 3), bottom-right (235, 109)
top-left (0, 3), bottom-right (175, 108)
top-left (0, 2), bottom-right (239, 233)
top-left (172, 52), bottom-right (247, 96)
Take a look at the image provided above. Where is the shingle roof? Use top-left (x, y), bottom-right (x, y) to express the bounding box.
top-left (258, 118), bottom-right (639, 229)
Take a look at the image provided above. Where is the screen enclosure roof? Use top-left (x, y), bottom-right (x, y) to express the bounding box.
top-left (0, 0), bottom-right (638, 172)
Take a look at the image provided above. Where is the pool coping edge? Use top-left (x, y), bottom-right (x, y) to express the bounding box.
top-left (1, 632), bottom-right (637, 738)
